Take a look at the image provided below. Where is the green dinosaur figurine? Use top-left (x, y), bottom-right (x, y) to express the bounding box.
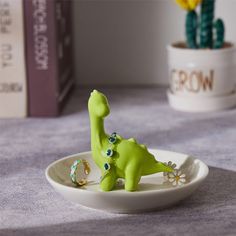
top-left (88, 90), bottom-right (174, 192)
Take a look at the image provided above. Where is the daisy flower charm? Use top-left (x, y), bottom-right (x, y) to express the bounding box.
top-left (167, 170), bottom-right (186, 186)
top-left (163, 161), bottom-right (177, 181)
top-left (163, 161), bottom-right (187, 187)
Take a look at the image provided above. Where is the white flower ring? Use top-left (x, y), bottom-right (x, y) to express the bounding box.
top-left (163, 161), bottom-right (187, 187)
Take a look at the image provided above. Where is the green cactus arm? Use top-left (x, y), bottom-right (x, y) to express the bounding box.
top-left (186, 10), bottom-right (198, 49)
top-left (200, 0), bottom-right (215, 48)
top-left (213, 18), bottom-right (225, 49)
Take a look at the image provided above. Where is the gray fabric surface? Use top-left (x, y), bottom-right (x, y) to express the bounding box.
top-left (0, 87), bottom-right (236, 236)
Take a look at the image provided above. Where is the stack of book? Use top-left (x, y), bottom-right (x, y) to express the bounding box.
top-left (0, 0), bottom-right (74, 117)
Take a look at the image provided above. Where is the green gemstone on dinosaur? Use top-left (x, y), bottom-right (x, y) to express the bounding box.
top-left (108, 136), bottom-right (116, 144)
top-left (104, 163), bottom-right (110, 171)
top-left (106, 149), bottom-right (113, 157)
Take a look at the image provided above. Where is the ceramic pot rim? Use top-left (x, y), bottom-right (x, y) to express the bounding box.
top-left (167, 42), bottom-right (235, 55)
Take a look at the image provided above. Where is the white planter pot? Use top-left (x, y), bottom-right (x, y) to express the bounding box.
top-left (167, 43), bottom-right (236, 112)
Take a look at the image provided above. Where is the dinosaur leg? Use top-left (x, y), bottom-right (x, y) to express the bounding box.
top-left (100, 170), bottom-right (117, 192)
top-left (125, 165), bottom-right (141, 191)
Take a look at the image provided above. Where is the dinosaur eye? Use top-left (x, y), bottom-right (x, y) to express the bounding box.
top-left (106, 149), bottom-right (113, 157)
top-left (104, 163), bottom-right (110, 171)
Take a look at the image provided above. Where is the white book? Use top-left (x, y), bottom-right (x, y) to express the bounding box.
top-left (0, 0), bottom-right (27, 118)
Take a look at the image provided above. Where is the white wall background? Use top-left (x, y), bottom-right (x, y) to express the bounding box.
top-left (73, 0), bottom-right (236, 86)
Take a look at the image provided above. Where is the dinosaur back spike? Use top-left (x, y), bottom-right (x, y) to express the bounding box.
top-left (140, 144), bottom-right (147, 150)
top-left (128, 138), bottom-right (137, 143)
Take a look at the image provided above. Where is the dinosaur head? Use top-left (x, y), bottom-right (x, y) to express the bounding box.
top-left (88, 90), bottom-right (110, 118)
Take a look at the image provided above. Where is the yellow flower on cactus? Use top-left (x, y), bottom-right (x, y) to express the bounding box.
top-left (175, 0), bottom-right (202, 11)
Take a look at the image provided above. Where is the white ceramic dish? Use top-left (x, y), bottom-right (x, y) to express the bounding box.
top-left (45, 149), bottom-right (209, 214)
top-left (167, 89), bottom-right (236, 112)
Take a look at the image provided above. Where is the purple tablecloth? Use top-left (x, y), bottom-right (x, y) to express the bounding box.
top-left (0, 87), bottom-right (235, 236)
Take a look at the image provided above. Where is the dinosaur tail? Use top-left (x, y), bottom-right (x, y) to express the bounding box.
top-left (155, 161), bottom-right (173, 173)
top-left (142, 159), bottom-right (174, 176)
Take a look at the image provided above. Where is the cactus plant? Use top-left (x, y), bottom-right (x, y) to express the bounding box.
top-left (175, 0), bottom-right (225, 49)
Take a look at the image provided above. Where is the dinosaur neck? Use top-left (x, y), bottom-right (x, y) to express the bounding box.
top-left (90, 115), bottom-right (107, 149)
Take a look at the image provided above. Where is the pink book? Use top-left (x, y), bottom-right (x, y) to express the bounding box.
top-left (24, 0), bottom-right (74, 117)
